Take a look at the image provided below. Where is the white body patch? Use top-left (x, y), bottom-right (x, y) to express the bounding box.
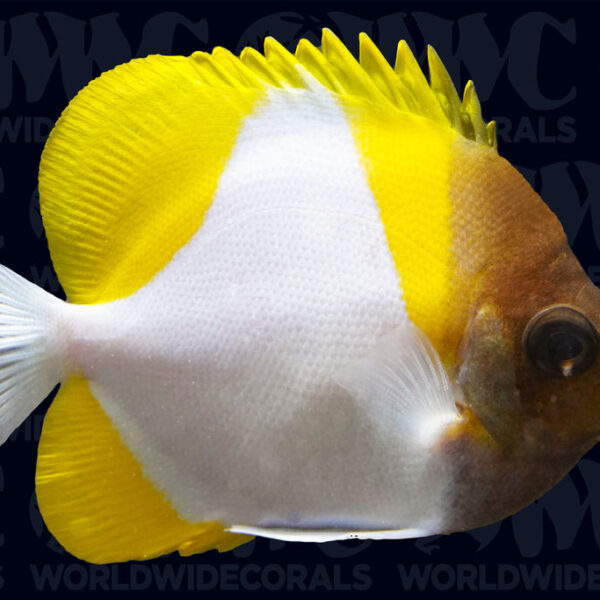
top-left (66, 85), bottom-right (454, 534)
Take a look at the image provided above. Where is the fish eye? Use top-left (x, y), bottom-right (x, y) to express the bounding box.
top-left (524, 306), bottom-right (599, 378)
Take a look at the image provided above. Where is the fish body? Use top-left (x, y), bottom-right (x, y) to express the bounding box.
top-left (1, 30), bottom-right (599, 562)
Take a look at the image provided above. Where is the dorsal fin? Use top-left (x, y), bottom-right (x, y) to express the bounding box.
top-left (39, 29), bottom-right (495, 306)
top-left (236, 29), bottom-right (495, 148)
top-left (39, 55), bottom-right (265, 304)
top-left (236, 30), bottom-right (496, 148)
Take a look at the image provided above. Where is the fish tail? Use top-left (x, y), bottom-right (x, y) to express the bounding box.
top-left (0, 265), bottom-right (66, 445)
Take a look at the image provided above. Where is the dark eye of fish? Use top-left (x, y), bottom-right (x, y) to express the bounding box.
top-left (524, 306), bottom-right (599, 377)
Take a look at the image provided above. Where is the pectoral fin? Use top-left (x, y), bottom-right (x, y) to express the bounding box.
top-left (334, 322), bottom-right (461, 447)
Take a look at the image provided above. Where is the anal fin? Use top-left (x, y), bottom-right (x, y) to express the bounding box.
top-left (36, 376), bottom-right (251, 563)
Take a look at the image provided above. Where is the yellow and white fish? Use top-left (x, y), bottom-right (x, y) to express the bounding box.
top-left (0, 29), bottom-right (598, 563)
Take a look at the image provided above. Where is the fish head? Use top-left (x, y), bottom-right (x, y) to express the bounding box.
top-left (451, 140), bottom-right (600, 455)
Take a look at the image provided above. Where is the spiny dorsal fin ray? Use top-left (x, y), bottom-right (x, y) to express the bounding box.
top-left (462, 80), bottom-right (486, 145)
top-left (427, 45), bottom-right (463, 130)
top-left (239, 46), bottom-right (283, 87)
top-left (321, 28), bottom-right (385, 101)
top-left (234, 29), bottom-right (496, 149)
top-left (295, 38), bottom-right (346, 94)
top-left (359, 32), bottom-right (413, 110)
top-left (394, 40), bottom-right (446, 121)
top-left (264, 37), bottom-right (308, 89)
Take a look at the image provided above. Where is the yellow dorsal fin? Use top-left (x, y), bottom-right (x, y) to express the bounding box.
top-left (358, 33), bottom-right (410, 109)
top-left (36, 376), bottom-right (252, 563)
top-left (264, 37), bottom-right (308, 88)
top-left (240, 46), bottom-right (283, 87)
top-left (461, 80), bottom-right (494, 147)
top-left (394, 40), bottom-right (446, 121)
top-left (427, 45), bottom-right (464, 130)
top-left (39, 29), bottom-right (495, 306)
top-left (39, 54), bottom-right (265, 305)
top-left (321, 29), bottom-right (386, 100)
top-left (236, 29), bottom-right (495, 148)
top-left (295, 38), bottom-right (345, 93)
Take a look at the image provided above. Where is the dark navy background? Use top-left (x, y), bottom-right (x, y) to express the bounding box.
top-left (1, 0), bottom-right (600, 594)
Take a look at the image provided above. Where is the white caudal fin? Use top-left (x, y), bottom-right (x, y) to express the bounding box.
top-left (0, 266), bottom-right (66, 445)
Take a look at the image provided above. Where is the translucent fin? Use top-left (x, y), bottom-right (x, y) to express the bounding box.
top-left (394, 40), bottom-right (446, 122)
top-left (39, 55), bottom-right (265, 304)
top-left (427, 45), bottom-right (463, 131)
top-left (334, 322), bottom-right (461, 447)
top-left (228, 524), bottom-right (434, 543)
top-left (462, 80), bottom-right (487, 145)
top-left (0, 266), bottom-right (65, 445)
top-left (36, 376), bottom-right (252, 563)
top-left (427, 46), bottom-right (493, 146)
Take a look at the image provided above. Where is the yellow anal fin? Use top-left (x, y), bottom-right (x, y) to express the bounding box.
top-left (36, 377), bottom-right (251, 563)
